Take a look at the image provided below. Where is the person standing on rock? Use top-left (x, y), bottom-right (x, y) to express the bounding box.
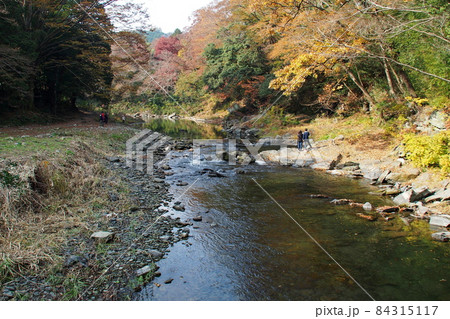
top-left (297, 130), bottom-right (303, 150)
top-left (303, 128), bottom-right (312, 149)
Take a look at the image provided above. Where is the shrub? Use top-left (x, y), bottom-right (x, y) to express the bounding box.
top-left (403, 132), bottom-right (450, 173)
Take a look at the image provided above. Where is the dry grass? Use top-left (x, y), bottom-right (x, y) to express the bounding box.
top-left (0, 130), bottom-right (132, 284)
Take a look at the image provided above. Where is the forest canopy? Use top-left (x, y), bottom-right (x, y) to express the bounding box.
top-left (1, 0), bottom-right (448, 117)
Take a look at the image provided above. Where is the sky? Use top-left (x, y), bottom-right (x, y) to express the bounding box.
top-left (142, 0), bottom-right (216, 33)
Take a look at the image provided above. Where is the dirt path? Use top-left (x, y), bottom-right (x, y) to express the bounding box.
top-left (0, 111), bottom-right (124, 137)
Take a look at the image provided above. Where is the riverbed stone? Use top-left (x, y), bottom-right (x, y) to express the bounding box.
top-left (429, 111), bottom-right (447, 130)
top-left (429, 215), bottom-right (450, 227)
top-left (91, 231), bottom-right (115, 243)
top-left (148, 250), bottom-right (164, 259)
top-left (136, 265), bottom-right (155, 277)
top-left (393, 190), bottom-right (414, 205)
top-left (193, 216), bottom-right (202, 222)
top-left (173, 204), bottom-right (185, 211)
top-left (376, 170), bottom-right (391, 185)
top-left (431, 232), bottom-right (450, 242)
top-left (176, 182), bottom-right (188, 186)
top-left (376, 206), bottom-right (400, 213)
top-left (361, 167), bottom-right (383, 181)
top-left (363, 202), bottom-right (373, 211)
top-left (330, 199), bottom-right (354, 205)
top-left (312, 162), bottom-right (333, 171)
top-left (410, 187), bottom-right (434, 202)
top-left (386, 168), bottom-right (421, 183)
top-left (424, 189), bottom-right (450, 203)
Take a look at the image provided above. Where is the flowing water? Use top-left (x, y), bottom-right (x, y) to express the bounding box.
top-left (135, 119), bottom-right (450, 301)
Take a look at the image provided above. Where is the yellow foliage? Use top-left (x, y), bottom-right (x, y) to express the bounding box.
top-left (403, 132), bottom-right (450, 173)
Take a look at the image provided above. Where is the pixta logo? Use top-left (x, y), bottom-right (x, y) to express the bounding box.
top-left (126, 130), bottom-right (172, 175)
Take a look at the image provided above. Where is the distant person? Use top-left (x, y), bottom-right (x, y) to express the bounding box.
top-left (99, 112), bottom-right (105, 126)
top-left (121, 115), bottom-right (126, 123)
top-left (297, 130), bottom-right (303, 150)
top-left (104, 112), bottom-right (108, 125)
top-left (303, 128), bottom-right (312, 149)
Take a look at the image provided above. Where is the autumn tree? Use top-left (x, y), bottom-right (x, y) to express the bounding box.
top-left (202, 28), bottom-right (270, 106)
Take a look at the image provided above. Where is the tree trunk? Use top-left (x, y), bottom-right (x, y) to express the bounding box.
top-left (383, 58), bottom-right (396, 97)
top-left (398, 69), bottom-right (417, 98)
top-left (345, 67), bottom-right (376, 111)
top-left (389, 64), bottom-right (406, 95)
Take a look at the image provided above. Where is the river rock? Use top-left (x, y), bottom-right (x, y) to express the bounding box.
top-left (410, 187), bottom-right (434, 202)
top-left (384, 188), bottom-right (402, 196)
top-left (330, 199), bottom-right (354, 205)
top-left (356, 213), bottom-right (377, 221)
top-left (361, 167), bottom-right (383, 181)
top-left (176, 182), bottom-right (189, 186)
top-left (208, 171), bottom-right (226, 178)
top-left (376, 206), bottom-right (400, 213)
top-left (136, 265), bottom-right (155, 277)
top-left (386, 168), bottom-right (421, 183)
top-left (429, 215), bottom-right (450, 227)
top-left (424, 189), bottom-right (450, 203)
top-left (180, 232), bottom-right (189, 239)
top-left (91, 231), bottom-right (115, 243)
top-left (193, 216), bottom-right (203, 222)
top-left (173, 205), bottom-right (185, 211)
top-left (312, 162), bottom-right (333, 171)
top-left (431, 232), bottom-right (450, 242)
top-left (154, 178), bottom-right (165, 183)
top-left (376, 170), bottom-right (391, 185)
top-left (148, 250), bottom-right (164, 259)
top-left (393, 190), bottom-right (413, 205)
top-left (341, 165), bottom-right (360, 172)
top-left (164, 278), bottom-right (174, 284)
top-left (363, 202), bottom-right (373, 211)
top-left (429, 111), bottom-right (447, 130)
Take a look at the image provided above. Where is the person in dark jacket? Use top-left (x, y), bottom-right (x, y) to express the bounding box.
top-left (297, 130), bottom-right (303, 150)
top-left (303, 128), bottom-right (311, 149)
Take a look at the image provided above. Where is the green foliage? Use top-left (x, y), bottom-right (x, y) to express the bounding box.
top-left (404, 132), bottom-right (450, 173)
top-left (0, 257), bottom-right (15, 284)
top-left (62, 273), bottom-right (86, 300)
top-left (203, 29), bottom-right (269, 98)
top-left (0, 0), bottom-right (113, 112)
top-left (0, 169), bottom-right (21, 188)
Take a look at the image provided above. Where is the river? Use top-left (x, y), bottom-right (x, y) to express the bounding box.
top-left (135, 119), bottom-right (449, 301)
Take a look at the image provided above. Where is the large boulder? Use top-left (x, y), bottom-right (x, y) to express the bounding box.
top-left (386, 168), bottom-right (421, 183)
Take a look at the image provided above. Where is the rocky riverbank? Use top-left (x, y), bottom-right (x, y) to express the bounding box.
top-left (0, 123), bottom-right (196, 300)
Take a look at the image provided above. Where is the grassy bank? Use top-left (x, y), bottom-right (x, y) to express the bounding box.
top-left (0, 125), bottom-right (138, 299)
